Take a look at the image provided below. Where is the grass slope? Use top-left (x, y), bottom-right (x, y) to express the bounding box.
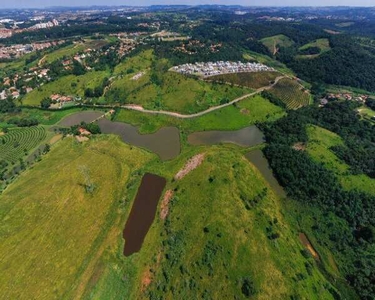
top-left (84, 148), bottom-right (337, 299)
top-left (114, 94), bottom-right (285, 134)
top-left (108, 51), bottom-right (250, 114)
top-left (306, 125), bottom-right (375, 195)
top-left (297, 38), bottom-right (331, 59)
top-left (260, 35), bottom-right (294, 55)
top-left (22, 71), bottom-right (109, 106)
top-left (208, 71), bottom-right (279, 89)
top-left (0, 136), bottom-right (153, 300)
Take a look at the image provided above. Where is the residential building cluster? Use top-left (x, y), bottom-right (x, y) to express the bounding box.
top-left (172, 61), bottom-right (275, 77)
top-left (0, 40), bottom-right (65, 59)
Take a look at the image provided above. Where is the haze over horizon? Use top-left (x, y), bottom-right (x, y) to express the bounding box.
top-left (1, 0), bottom-right (374, 9)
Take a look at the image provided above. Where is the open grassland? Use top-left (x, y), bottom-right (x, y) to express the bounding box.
top-left (260, 34), bottom-right (294, 55)
top-left (0, 126), bottom-right (46, 165)
top-left (114, 94), bottom-right (285, 134)
top-left (84, 148), bottom-right (337, 299)
top-left (0, 136), bottom-right (153, 300)
top-left (208, 71), bottom-right (280, 89)
top-left (108, 50), bottom-right (250, 113)
top-left (297, 38), bottom-right (331, 59)
top-left (268, 78), bottom-right (311, 109)
top-left (306, 125), bottom-right (375, 195)
top-left (22, 71), bottom-right (110, 106)
top-left (357, 105), bottom-right (375, 123)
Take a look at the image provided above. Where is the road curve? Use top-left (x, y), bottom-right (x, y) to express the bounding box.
top-left (87, 75), bottom-right (286, 119)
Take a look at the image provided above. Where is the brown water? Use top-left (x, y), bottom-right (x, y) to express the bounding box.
top-left (245, 150), bottom-right (286, 197)
top-left (98, 119), bottom-right (180, 161)
top-left (123, 173), bottom-right (166, 256)
top-left (187, 126), bottom-right (264, 147)
top-left (58, 111), bottom-right (104, 126)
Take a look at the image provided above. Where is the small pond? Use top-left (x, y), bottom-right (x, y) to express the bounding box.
top-left (123, 173), bottom-right (166, 256)
top-left (187, 125), bottom-right (264, 147)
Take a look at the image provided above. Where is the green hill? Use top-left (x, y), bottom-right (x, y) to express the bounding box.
top-left (260, 35), bottom-right (295, 55)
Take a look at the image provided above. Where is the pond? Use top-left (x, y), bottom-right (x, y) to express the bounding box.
top-left (58, 111), bottom-right (104, 126)
top-left (98, 119), bottom-right (180, 161)
top-left (187, 125), bottom-right (264, 147)
top-left (245, 149), bottom-right (286, 197)
top-left (123, 173), bottom-right (166, 256)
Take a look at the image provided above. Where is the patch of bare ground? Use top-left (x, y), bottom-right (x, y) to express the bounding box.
top-left (75, 136), bottom-right (89, 143)
top-left (174, 153), bottom-right (205, 180)
top-left (141, 252), bottom-right (162, 292)
top-left (49, 134), bottom-right (62, 144)
top-left (160, 190), bottom-right (174, 220)
top-left (299, 232), bottom-right (320, 261)
top-left (292, 142), bottom-right (306, 151)
top-left (240, 108), bottom-right (250, 115)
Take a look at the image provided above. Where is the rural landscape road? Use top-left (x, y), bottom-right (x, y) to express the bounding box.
top-left (88, 75), bottom-right (286, 119)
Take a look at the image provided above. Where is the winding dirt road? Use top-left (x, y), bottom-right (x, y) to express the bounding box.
top-left (87, 75), bottom-right (286, 119)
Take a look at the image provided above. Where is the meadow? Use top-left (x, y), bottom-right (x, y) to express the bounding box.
top-left (306, 125), bottom-right (375, 195)
top-left (297, 38), bottom-right (331, 59)
top-left (0, 135), bottom-right (154, 300)
top-left (260, 34), bottom-right (295, 55)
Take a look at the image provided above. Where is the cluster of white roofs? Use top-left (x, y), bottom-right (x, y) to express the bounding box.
top-left (172, 61), bottom-right (275, 77)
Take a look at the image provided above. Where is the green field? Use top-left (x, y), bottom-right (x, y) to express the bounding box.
top-left (83, 147), bottom-right (337, 299)
top-left (208, 71), bottom-right (280, 89)
top-left (114, 94), bottom-right (285, 134)
top-left (306, 125), bottom-right (375, 195)
top-left (22, 71), bottom-right (110, 106)
top-left (268, 78), bottom-right (311, 109)
top-left (260, 35), bottom-right (295, 55)
top-left (0, 126), bottom-right (47, 165)
top-left (107, 50), bottom-right (250, 113)
top-left (0, 136), bottom-right (154, 300)
top-left (297, 38), bottom-right (331, 59)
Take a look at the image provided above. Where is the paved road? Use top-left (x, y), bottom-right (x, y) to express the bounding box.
top-left (88, 75), bottom-right (286, 119)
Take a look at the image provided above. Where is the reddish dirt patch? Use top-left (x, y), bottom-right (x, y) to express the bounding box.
top-left (141, 269), bottom-right (153, 291)
top-left (160, 190), bottom-right (174, 220)
top-left (174, 153), bottom-right (205, 180)
top-left (299, 232), bottom-right (320, 261)
top-left (292, 142), bottom-right (306, 151)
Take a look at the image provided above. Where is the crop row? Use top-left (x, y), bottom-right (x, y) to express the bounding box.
top-left (0, 126), bottom-right (47, 164)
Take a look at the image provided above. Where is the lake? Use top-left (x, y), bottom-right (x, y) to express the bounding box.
top-left (98, 119), bottom-right (180, 161)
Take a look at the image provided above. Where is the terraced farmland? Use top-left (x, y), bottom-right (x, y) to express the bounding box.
top-left (0, 126), bottom-right (47, 165)
top-left (268, 78), bottom-right (311, 109)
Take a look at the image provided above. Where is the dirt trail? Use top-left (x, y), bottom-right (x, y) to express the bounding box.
top-left (174, 153), bottom-right (205, 180)
top-left (160, 190), bottom-right (174, 220)
top-left (38, 55), bottom-right (47, 67)
top-left (85, 75), bottom-right (286, 119)
top-left (299, 232), bottom-right (320, 261)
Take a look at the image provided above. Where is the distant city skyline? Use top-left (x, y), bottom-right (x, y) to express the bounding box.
top-left (0, 0), bottom-right (374, 9)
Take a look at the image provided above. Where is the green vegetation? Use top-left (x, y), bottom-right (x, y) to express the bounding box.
top-left (268, 78), bottom-right (311, 109)
top-left (42, 43), bottom-right (86, 65)
top-left (261, 34), bottom-right (295, 55)
top-left (22, 71), bottom-right (110, 106)
top-left (114, 94), bottom-right (285, 133)
top-left (84, 148), bottom-right (336, 299)
top-left (297, 38), bottom-right (331, 59)
top-left (0, 136), bottom-right (153, 300)
top-left (306, 125), bottom-right (375, 195)
top-left (108, 50), bottom-right (250, 113)
top-left (209, 71), bottom-right (280, 89)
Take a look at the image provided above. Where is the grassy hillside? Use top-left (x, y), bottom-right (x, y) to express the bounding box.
top-left (107, 51), bottom-right (250, 113)
top-left (83, 148), bottom-right (337, 299)
top-left (0, 136), bottom-right (153, 300)
top-left (260, 35), bottom-right (294, 55)
top-left (114, 94), bottom-right (285, 133)
top-left (297, 38), bottom-right (331, 59)
top-left (306, 125), bottom-right (375, 195)
top-left (268, 78), bottom-right (311, 109)
top-left (22, 71), bottom-right (110, 106)
top-left (208, 71), bottom-right (280, 89)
